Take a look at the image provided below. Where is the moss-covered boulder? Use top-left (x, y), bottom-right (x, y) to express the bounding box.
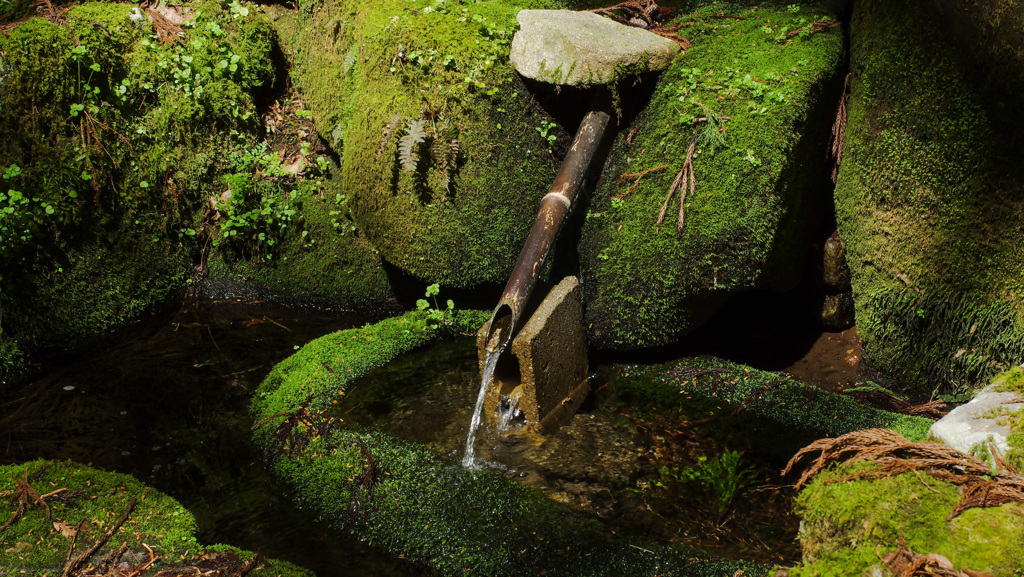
top-left (579, 2), bottom-right (844, 350)
top-left (789, 462), bottom-right (1024, 576)
top-left (930, 0), bottom-right (1024, 100)
top-left (605, 356), bottom-right (932, 461)
top-left (0, 459), bottom-right (311, 576)
top-left (834, 0), bottom-right (1024, 396)
top-left (285, 0), bottom-right (576, 288)
top-left (251, 311), bottom-right (766, 576)
top-left (0, 2), bottom-right (393, 373)
top-left (205, 171), bottom-right (395, 308)
top-left (0, 1), bottom-right (276, 373)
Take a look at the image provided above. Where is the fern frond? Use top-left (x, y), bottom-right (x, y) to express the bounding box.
top-left (399, 119), bottom-right (427, 172)
top-left (376, 114), bottom-right (402, 160)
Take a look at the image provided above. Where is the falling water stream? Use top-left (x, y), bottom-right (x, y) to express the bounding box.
top-left (461, 351), bottom-right (499, 468)
top-left (461, 318), bottom-right (510, 468)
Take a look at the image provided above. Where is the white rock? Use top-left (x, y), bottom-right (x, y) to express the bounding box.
top-left (929, 382), bottom-right (1023, 456)
top-left (509, 10), bottom-right (681, 86)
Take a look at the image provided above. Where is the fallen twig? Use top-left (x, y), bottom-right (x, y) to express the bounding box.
top-left (62, 496), bottom-right (137, 577)
top-left (830, 72), bottom-right (851, 182)
top-left (613, 164), bottom-right (667, 200)
top-left (657, 127), bottom-right (698, 233)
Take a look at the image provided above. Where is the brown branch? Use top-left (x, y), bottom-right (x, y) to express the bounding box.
top-left (613, 164), bottom-right (667, 200)
top-left (830, 72), bottom-right (851, 182)
top-left (658, 127), bottom-right (698, 233)
top-left (784, 18), bottom-right (839, 40)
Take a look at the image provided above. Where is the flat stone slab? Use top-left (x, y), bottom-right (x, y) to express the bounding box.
top-left (929, 377), bottom-right (1024, 456)
top-left (509, 10), bottom-right (681, 86)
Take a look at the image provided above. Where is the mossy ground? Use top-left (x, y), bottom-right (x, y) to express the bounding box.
top-left (833, 0), bottom-right (1024, 397)
top-left (789, 461), bottom-right (1024, 576)
top-left (0, 459), bottom-right (311, 576)
top-left (286, 0), bottom-right (575, 287)
top-left (252, 311), bottom-right (768, 576)
top-left (579, 1), bottom-right (844, 350)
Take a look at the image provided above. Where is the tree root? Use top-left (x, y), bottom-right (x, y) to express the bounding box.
top-left (613, 164), bottom-right (667, 200)
top-left (783, 428), bottom-right (1024, 520)
top-left (830, 72), bottom-right (850, 182)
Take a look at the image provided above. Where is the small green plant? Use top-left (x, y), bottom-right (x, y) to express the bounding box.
top-left (536, 119), bottom-right (557, 151)
top-left (416, 283), bottom-right (455, 328)
top-left (657, 450), bottom-right (756, 515)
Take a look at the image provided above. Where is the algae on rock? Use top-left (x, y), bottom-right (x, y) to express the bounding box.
top-left (286, 0), bottom-right (571, 287)
top-left (834, 0), bottom-right (1024, 396)
top-left (579, 2), bottom-right (844, 350)
top-left (0, 459), bottom-right (312, 577)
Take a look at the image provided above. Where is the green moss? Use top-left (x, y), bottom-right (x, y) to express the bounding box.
top-left (0, 1), bottom-right (285, 372)
top-left (287, 0), bottom-right (574, 287)
top-left (789, 461), bottom-right (1024, 576)
top-left (833, 0), bottom-right (1024, 396)
top-left (252, 312), bottom-right (765, 576)
top-left (606, 356), bottom-right (932, 460)
top-left (991, 367), bottom-right (1024, 471)
top-left (994, 366), bottom-right (1024, 394)
top-left (0, 460), bottom-right (312, 577)
top-left (579, 2), bottom-right (844, 350)
top-left (206, 176), bottom-right (395, 306)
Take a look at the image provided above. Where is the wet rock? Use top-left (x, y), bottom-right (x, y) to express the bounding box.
top-left (509, 10), bottom-right (681, 86)
top-left (820, 292), bottom-right (855, 330)
top-left (579, 4), bottom-right (843, 349)
top-left (478, 276), bottom-right (589, 433)
top-left (822, 231), bottom-right (851, 291)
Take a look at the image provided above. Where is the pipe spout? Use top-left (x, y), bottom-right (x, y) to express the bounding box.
top-left (484, 90), bottom-right (613, 352)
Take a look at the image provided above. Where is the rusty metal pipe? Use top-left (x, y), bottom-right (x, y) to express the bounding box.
top-left (484, 91), bottom-right (613, 353)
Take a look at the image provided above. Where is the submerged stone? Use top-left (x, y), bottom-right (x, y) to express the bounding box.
top-left (509, 10), bottom-right (681, 85)
top-left (833, 0), bottom-right (1024, 396)
top-left (820, 292), bottom-right (855, 330)
top-left (579, 2), bottom-right (844, 350)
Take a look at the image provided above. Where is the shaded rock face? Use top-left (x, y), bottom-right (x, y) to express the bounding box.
top-left (579, 3), bottom-right (844, 350)
top-left (287, 0), bottom-right (571, 288)
top-left (834, 0), bottom-right (1024, 395)
top-left (819, 231), bottom-right (854, 330)
top-left (509, 10), bottom-right (680, 86)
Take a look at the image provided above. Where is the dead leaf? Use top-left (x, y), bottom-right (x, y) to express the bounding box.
top-left (282, 157), bottom-right (307, 176)
top-left (53, 520), bottom-right (78, 539)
